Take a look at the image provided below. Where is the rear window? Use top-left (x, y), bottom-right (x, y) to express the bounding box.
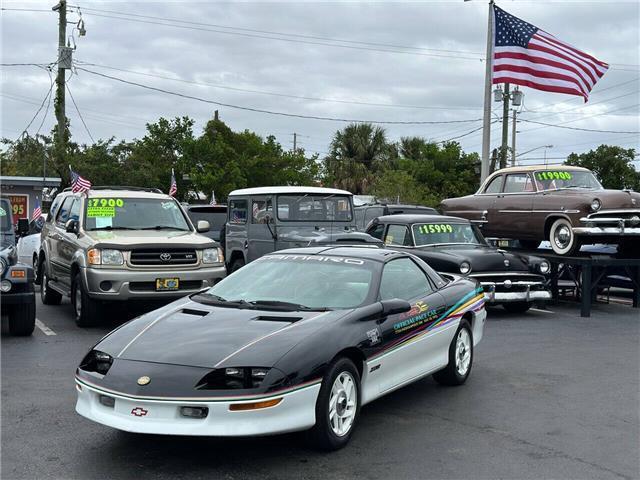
top-left (277, 195), bottom-right (353, 222)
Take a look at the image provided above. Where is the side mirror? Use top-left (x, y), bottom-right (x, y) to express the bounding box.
top-left (65, 219), bottom-right (79, 234)
top-left (196, 220), bottom-right (210, 233)
top-left (17, 218), bottom-right (29, 236)
top-left (380, 298), bottom-right (412, 316)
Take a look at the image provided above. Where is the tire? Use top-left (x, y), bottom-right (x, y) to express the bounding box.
top-left (230, 257), bottom-right (245, 273)
top-left (40, 263), bottom-right (62, 305)
top-left (71, 272), bottom-right (101, 327)
top-left (308, 357), bottom-right (360, 451)
top-left (433, 320), bottom-right (473, 386)
top-left (32, 253), bottom-right (38, 273)
top-left (518, 240), bottom-right (540, 250)
top-left (549, 218), bottom-right (580, 256)
top-left (503, 301), bottom-right (531, 314)
top-left (8, 300), bottom-right (36, 336)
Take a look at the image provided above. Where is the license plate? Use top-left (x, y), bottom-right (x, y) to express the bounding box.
top-left (156, 278), bottom-right (179, 291)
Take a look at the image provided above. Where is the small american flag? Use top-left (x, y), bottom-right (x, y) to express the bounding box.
top-left (209, 190), bottom-right (217, 205)
top-left (169, 169), bottom-right (177, 197)
top-left (70, 167), bottom-right (92, 193)
top-left (32, 198), bottom-right (42, 221)
top-left (492, 5), bottom-right (608, 101)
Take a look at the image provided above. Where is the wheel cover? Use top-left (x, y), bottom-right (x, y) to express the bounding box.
top-left (455, 329), bottom-right (472, 376)
top-left (41, 272), bottom-right (47, 296)
top-left (74, 283), bottom-right (82, 318)
top-left (553, 224), bottom-right (572, 250)
top-left (329, 371), bottom-right (357, 437)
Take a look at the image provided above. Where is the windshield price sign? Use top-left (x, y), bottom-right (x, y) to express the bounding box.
top-left (535, 171), bottom-right (573, 181)
top-left (417, 224), bottom-right (454, 234)
top-left (1, 194), bottom-right (28, 226)
top-left (86, 198), bottom-right (125, 218)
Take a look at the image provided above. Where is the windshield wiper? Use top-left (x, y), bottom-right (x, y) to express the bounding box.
top-left (88, 226), bottom-right (137, 231)
top-left (140, 225), bottom-right (189, 231)
top-left (247, 300), bottom-right (330, 311)
top-left (191, 293), bottom-right (252, 309)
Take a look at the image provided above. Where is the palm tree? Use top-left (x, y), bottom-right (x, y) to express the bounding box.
top-left (323, 123), bottom-right (390, 194)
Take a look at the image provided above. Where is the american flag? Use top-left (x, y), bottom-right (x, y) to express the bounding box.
top-left (209, 190), bottom-right (217, 205)
top-left (31, 198), bottom-right (42, 221)
top-left (168, 169), bottom-right (177, 197)
top-left (492, 5), bottom-right (608, 101)
top-left (70, 167), bottom-right (92, 193)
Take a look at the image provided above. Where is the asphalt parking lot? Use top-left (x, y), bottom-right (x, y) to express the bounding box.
top-left (2, 296), bottom-right (639, 480)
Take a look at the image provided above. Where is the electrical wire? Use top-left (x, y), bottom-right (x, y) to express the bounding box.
top-left (35, 68), bottom-right (54, 136)
top-left (16, 68), bottom-right (55, 140)
top-left (74, 66), bottom-right (484, 125)
top-left (66, 83), bottom-right (95, 143)
top-left (518, 118), bottom-right (639, 134)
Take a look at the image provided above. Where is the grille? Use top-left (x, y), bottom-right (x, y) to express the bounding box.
top-left (130, 249), bottom-right (198, 266)
top-left (473, 273), bottom-right (546, 292)
top-left (129, 280), bottom-right (202, 292)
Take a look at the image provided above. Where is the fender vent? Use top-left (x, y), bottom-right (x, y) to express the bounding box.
top-left (252, 315), bottom-right (302, 323)
top-left (181, 308), bottom-right (209, 317)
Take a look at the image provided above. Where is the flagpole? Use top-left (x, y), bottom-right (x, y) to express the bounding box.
top-left (480, 0), bottom-right (495, 183)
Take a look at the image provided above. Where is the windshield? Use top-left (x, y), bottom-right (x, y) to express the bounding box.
top-left (84, 197), bottom-right (191, 231)
top-left (200, 254), bottom-right (376, 309)
top-left (0, 200), bottom-right (12, 232)
top-left (534, 170), bottom-right (602, 191)
top-left (412, 222), bottom-right (485, 246)
top-left (277, 194), bottom-right (353, 222)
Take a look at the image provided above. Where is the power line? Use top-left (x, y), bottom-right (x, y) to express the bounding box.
top-left (518, 117), bottom-right (639, 134)
top-left (0, 7), bottom-right (51, 12)
top-left (75, 66), bottom-right (484, 125)
top-left (16, 67), bottom-right (55, 140)
top-left (74, 60), bottom-right (483, 112)
top-left (35, 68), bottom-right (54, 136)
top-left (66, 83), bottom-right (95, 143)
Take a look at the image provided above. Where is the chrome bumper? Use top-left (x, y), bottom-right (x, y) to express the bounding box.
top-left (481, 283), bottom-right (552, 304)
top-left (577, 211), bottom-right (640, 236)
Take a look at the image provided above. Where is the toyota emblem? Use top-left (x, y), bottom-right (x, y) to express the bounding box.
top-left (160, 253), bottom-right (172, 261)
top-left (131, 407), bottom-right (148, 417)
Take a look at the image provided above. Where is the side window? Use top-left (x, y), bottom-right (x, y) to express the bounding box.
top-left (367, 223), bottom-right (385, 240)
top-left (483, 175), bottom-right (503, 194)
top-left (229, 199), bottom-right (248, 225)
top-left (56, 197), bottom-right (75, 227)
top-left (504, 174), bottom-right (533, 193)
top-left (364, 207), bottom-right (383, 226)
top-left (48, 195), bottom-right (62, 222)
top-left (251, 198), bottom-right (273, 224)
top-left (68, 198), bottom-right (81, 222)
top-left (379, 258), bottom-right (433, 301)
top-left (384, 224), bottom-right (412, 246)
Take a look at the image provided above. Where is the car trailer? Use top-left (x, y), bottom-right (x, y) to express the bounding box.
top-left (505, 249), bottom-right (640, 317)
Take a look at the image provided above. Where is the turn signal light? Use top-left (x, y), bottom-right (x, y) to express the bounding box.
top-left (229, 398), bottom-right (282, 411)
top-left (10, 270), bottom-right (25, 278)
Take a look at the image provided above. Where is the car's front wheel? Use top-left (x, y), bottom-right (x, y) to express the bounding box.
top-left (71, 273), bottom-right (101, 327)
top-left (549, 218), bottom-right (580, 256)
top-left (40, 264), bottom-right (62, 305)
top-left (433, 320), bottom-right (473, 386)
top-left (308, 357), bottom-right (360, 451)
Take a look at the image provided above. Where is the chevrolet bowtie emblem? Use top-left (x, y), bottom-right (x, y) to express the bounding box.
top-left (137, 376), bottom-right (151, 386)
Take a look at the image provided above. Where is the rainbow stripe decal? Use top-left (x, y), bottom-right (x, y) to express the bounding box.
top-left (370, 287), bottom-right (485, 360)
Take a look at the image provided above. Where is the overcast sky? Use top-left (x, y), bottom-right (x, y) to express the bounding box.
top-left (1, 1), bottom-right (638, 168)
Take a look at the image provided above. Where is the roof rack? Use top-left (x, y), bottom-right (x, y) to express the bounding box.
top-left (61, 186), bottom-right (164, 194)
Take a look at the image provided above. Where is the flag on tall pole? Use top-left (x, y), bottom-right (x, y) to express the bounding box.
top-left (169, 169), bottom-right (177, 197)
top-left (69, 166), bottom-right (92, 193)
top-left (31, 198), bottom-right (42, 221)
top-left (492, 5), bottom-right (608, 101)
top-left (209, 191), bottom-right (217, 205)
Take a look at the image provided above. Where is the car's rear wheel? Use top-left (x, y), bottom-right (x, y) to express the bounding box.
top-left (40, 264), bottom-right (62, 305)
top-left (32, 253), bottom-right (38, 272)
top-left (503, 301), bottom-right (532, 314)
top-left (7, 300), bottom-right (36, 336)
top-left (549, 218), bottom-right (580, 256)
top-left (308, 357), bottom-right (360, 451)
top-left (433, 320), bottom-right (473, 386)
top-left (72, 273), bottom-right (101, 327)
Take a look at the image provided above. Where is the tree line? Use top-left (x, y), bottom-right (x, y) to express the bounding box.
top-left (1, 113), bottom-right (638, 205)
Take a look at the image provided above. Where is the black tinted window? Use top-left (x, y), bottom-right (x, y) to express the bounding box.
top-left (367, 223), bottom-right (385, 240)
top-left (56, 197), bottom-right (74, 226)
top-left (380, 258), bottom-right (433, 301)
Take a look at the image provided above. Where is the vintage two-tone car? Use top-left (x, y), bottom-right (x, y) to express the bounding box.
top-left (75, 246), bottom-right (486, 450)
top-left (440, 165), bottom-right (640, 256)
top-left (366, 214), bottom-right (551, 313)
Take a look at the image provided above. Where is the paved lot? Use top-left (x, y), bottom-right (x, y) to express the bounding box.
top-left (2, 296), bottom-right (639, 480)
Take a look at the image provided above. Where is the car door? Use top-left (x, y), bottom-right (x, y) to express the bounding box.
top-left (373, 257), bottom-right (447, 393)
top-left (248, 196), bottom-right (275, 261)
top-left (492, 173), bottom-right (535, 238)
top-left (57, 197), bottom-right (81, 289)
top-left (49, 196), bottom-right (74, 280)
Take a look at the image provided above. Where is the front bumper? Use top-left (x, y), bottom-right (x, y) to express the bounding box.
top-left (81, 265), bottom-right (227, 301)
top-left (1, 290), bottom-right (35, 306)
top-left (482, 286), bottom-right (552, 303)
top-left (576, 210), bottom-right (640, 236)
top-left (75, 377), bottom-right (320, 436)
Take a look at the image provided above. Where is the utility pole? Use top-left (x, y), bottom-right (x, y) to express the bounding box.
top-left (511, 109), bottom-right (517, 166)
top-left (480, 0), bottom-right (495, 182)
top-left (293, 132), bottom-right (297, 151)
top-left (500, 83), bottom-right (510, 169)
top-left (53, 1), bottom-right (67, 172)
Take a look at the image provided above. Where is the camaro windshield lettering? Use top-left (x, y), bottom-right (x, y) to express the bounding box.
top-left (268, 254), bottom-right (364, 265)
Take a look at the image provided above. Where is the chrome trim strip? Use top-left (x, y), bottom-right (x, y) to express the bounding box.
top-left (573, 227), bottom-right (640, 236)
top-left (470, 272), bottom-right (544, 278)
top-left (498, 209), bottom-right (580, 214)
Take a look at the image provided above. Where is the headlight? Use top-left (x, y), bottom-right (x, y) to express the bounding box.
top-left (203, 247), bottom-right (224, 264)
top-left (539, 261), bottom-right (550, 274)
top-left (79, 350), bottom-right (113, 375)
top-left (87, 248), bottom-right (123, 265)
top-left (590, 199), bottom-right (601, 212)
top-left (459, 261), bottom-right (472, 275)
top-left (0, 279), bottom-right (11, 292)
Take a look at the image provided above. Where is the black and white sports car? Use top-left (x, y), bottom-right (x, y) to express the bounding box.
top-left (75, 246), bottom-right (486, 450)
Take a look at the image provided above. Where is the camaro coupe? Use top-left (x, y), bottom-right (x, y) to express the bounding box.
top-left (75, 246), bottom-right (486, 450)
top-left (366, 214), bottom-right (551, 313)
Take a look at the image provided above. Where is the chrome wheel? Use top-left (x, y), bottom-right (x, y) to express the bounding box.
top-left (41, 271), bottom-right (48, 296)
top-left (455, 329), bottom-right (471, 377)
top-left (74, 282), bottom-right (82, 318)
top-left (554, 225), bottom-right (572, 250)
top-left (329, 371), bottom-right (357, 437)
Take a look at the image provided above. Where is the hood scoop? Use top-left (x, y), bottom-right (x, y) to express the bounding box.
top-left (252, 315), bottom-right (303, 323)
top-left (181, 308), bottom-right (209, 317)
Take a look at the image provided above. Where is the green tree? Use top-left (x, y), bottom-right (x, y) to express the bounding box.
top-left (566, 145), bottom-right (639, 190)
